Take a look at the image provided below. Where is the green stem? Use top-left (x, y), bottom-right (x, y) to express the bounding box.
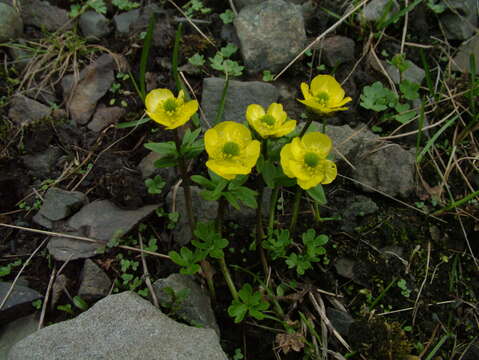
top-left (299, 118), bottom-right (313, 138)
top-left (289, 188), bottom-right (302, 234)
top-left (267, 186), bottom-right (280, 234)
top-left (431, 189), bottom-right (479, 216)
top-left (313, 201), bottom-right (321, 222)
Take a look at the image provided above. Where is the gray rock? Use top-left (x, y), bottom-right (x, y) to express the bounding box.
top-left (79, 11), bottom-right (111, 40)
top-left (320, 36), bottom-right (355, 67)
top-left (113, 8), bottom-right (141, 35)
top-left (0, 282), bottom-right (42, 324)
top-left (234, 0), bottom-right (306, 73)
top-left (201, 77), bottom-right (279, 127)
top-left (386, 60), bottom-right (425, 85)
top-left (451, 34), bottom-right (479, 73)
top-left (8, 95), bottom-right (51, 126)
top-left (137, 151), bottom-right (177, 185)
top-left (338, 195), bottom-right (378, 232)
top-left (439, 0), bottom-right (478, 40)
top-left (62, 54), bottom-right (115, 125)
top-left (22, 146), bottom-right (62, 178)
top-left (47, 200), bottom-right (159, 261)
top-left (50, 274), bottom-right (68, 308)
top-left (8, 292), bottom-right (228, 360)
top-left (87, 105), bottom-right (126, 132)
top-left (326, 308), bottom-right (354, 337)
top-left (77, 259), bottom-right (112, 301)
top-left (380, 245), bottom-right (404, 259)
top-left (358, 0), bottom-right (400, 23)
top-left (0, 3), bottom-right (22, 42)
top-left (35, 187), bottom-right (87, 222)
top-left (8, 39), bottom-right (34, 69)
top-left (326, 125), bottom-right (415, 197)
top-left (21, 0), bottom-right (72, 32)
top-left (153, 274), bottom-right (219, 335)
top-left (335, 257), bottom-right (355, 280)
top-left (166, 186), bottom-right (218, 245)
top-left (0, 314), bottom-right (38, 359)
top-left (236, 0), bottom-right (266, 9)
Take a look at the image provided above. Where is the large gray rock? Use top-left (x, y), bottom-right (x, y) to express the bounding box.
top-left (358, 0), bottom-right (400, 23)
top-left (451, 34), bottom-right (479, 74)
top-left (201, 77), bottom-right (279, 127)
top-left (335, 194), bottom-right (379, 232)
top-left (21, 0), bottom-right (72, 32)
top-left (77, 259), bottom-right (112, 301)
top-left (87, 105), bottom-right (126, 132)
top-left (234, 0), bottom-right (306, 73)
top-left (137, 152), bottom-right (177, 186)
top-left (79, 11), bottom-right (111, 40)
top-left (8, 96), bottom-right (51, 126)
top-left (326, 308), bottom-right (354, 337)
top-left (113, 8), bottom-right (141, 35)
top-left (320, 36), bottom-right (355, 67)
top-left (35, 187), bottom-right (87, 222)
top-left (0, 314), bottom-right (38, 358)
top-left (166, 186), bottom-right (218, 245)
top-left (47, 200), bottom-right (159, 261)
top-left (326, 125), bottom-right (415, 197)
top-left (0, 3), bottom-right (22, 42)
top-left (7, 292), bottom-right (228, 360)
top-left (439, 0), bottom-right (478, 40)
top-left (153, 274), bottom-right (220, 335)
top-left (0, 282), bottom-right (42, 324)
top-left (22, 146), bottom-right (62, 178)
top-left (62, 54), bottom-right (115, 125)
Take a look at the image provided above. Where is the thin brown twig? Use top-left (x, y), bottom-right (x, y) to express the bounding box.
top-left (139, 233), bottom-right (159, 308)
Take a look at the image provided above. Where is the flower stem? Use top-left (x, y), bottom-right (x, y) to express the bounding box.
top-left (267, 186), bottom-right (280, 235)
top-left (174, 129), bottom-right (195, 237)
top-left (289, 188), bottom-right (302, 234)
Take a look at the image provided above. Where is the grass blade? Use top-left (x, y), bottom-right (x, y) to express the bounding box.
top-left (416, 114), bottom-right (458, 163)
top-left (138, 13), bottom-right (157, 101)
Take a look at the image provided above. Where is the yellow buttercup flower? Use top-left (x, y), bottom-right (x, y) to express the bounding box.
top-left (205, 121), bottom-right (261, 180)
top-left (145, 88), bottom-right (198, 129)
top-left (280, 132), bottom-right (337, 190)
top-left (246, 103), bottom-right (296, 138)
top-left (298, 75), bottom-right (352, 114)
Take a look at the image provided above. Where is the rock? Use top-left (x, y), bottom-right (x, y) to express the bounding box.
top-left (320, 36), bottom-right (355, 67)
top-left (386, 60), bottom-right (425, 85)
top-left (439, 0), bottom-right (478, 40)
top-left (77, 259), bottom-right (112, 301)
top-left (8, 39), bottom-right (34, 69)
top-left (380, 245), bottom-right (404, 259)
top-left (234, 0), bottom-right (306, 73)
top-left (335, 257), bottom-right (355, 280)
top-left (8, 292), bottom-right (228, 360)
top-left (22, 146), bottom-right (62, 178)
top-left (451, 34), bottom-right (479, 73)
top-left (201, 77), bottom-right (279, 128)
top-left (226, 186), bottom-right (271, 219)
top-left (336, 195), bottom-right (379, 232)
top-left (326, 125), bottom-right (415, 197)
top-left (137, 151), bottom-right (177, 185)
top-left (21, 0), bottom-right (72, 32)
top-left (0, 314), bottom-right (38, 358)
top-left (79, 11), bottom-right (111, 40)
top-left (358, 0), bottom-right (399, 23)
top-left (8, 96), bottom-right (51, 126)
top-left (236, 0), bottom-right (265, 9)
top-left (50, 274), bottom-right (68, 308)
top-left (166, 186), bottom-right (218, 245)
top-left (113, 8), bottom-right (141, 35)
top-left (153, 273), bottom-right (220, 335)
top-left (326, 308), bottom-right (354, 337)
top-left (87, 105), bottom-right (126, 132)
top-left (0, 282), bottom-right (42, 324)
top-left (47, 200), bottom-right (159, 261)
top-left (34, 187), bottom-right (87, 222)
top-left (62, 54), bottom-right (115, 125)
top-left (0, 3), bottom-right (22, 42)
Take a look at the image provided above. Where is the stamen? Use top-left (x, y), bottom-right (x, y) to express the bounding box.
top-left (304, 152), bottom-right (319, 167)
top-left (223, 142), bottom-right (240, 157)
top-left (260, 114), bottom-right (276, 127)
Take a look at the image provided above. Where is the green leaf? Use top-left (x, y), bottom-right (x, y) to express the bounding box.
top-left (220, 43), bottom-right (238, 58)
top-left (144, 141), bottom-right (178, 157)
top-left (224, 192), bottom-right (241, 210)
top-left (154, 157), bottom-right (178, 168)
top-left (306, 184), bottom-right (327, 205)
top-left (72, 296), bottom-right (89, 311)
top-left (260, 159), bottom-right (277, 188)
top-left (191, 175), bottom-right (215, 189)
top-left (360, 81), bottom-right (397, 112)
top-left (219, 9), bottom-right (235, 24)
top-left (399, 79), bottom-right (420, 100)
top-left (228, 302), bottom-right (248, 323)
top-left (112, 0), bottom-right (139, 11)
top-left (116, 116), bottom-right (150, 128)
top-left (188, 53), bottom-right (206, 66)
top-left (57, 304), bottom-right (74, 315)
top-left (87, 0), bottom-right (107, 14)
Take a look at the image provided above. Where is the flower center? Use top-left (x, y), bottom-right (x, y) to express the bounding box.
top-left (315, 92), bottom-right (329, 106)
top-left (260, 114), bottom-right (276, 127)
top-left (304, 152), bottom-right (319, 167)
top-left (163, 99), bottom-right (178, 114)
top-left (223, 141), bottom-right (240, 157)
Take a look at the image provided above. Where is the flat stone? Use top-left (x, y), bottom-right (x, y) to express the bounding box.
top-left (62, 54), bottom-right (115, 125)
top-left (451, 34), bottom-right (479, 74)
top-left (234, 0), bottom-right (306, 73)
top-left (8, 39), bottom-right (34, 69)
top-left (35, 187), bottom-right (87, 222)
top-left (113, 9), bottom-right (141, 35)
top-left (87, 105), bottom-right (126, 132)
top-left (47, 200), bottom-right (159, 261)
top-left (153, 274), bottom-right (219, 335)
top-left (335, 258), bottom-right (355, 280)
top-left (201, 77), bottom-right (278, 128)
top-left (0, 282), bottom-right (42, 324)
top-left (439, 0), bottom-right (478, 40)
top-left (336, 195), bottom-right (379, 232)
top-left (21, 0), bottom-right (72, 32)
top-left (320, 36), bottom-right (355, 67)
top-left (326, 308), bottom-right (354, 337)
top-left (0, 314), bottom-right (38, 358)
top-left (137, 152), bottom-right (177, 186)
top-left (0, 3), bottom-right (23, 42)
top-left (358, 0), bottom-right (400, 23)
top-left (386, 60), bottom-right (425, 85)
top-left (77, 259), bottom-right (112, 301)
top-left (79, 11), bottom-right (111, 40)
top-left (8, 292), bottom-right (228, 360)
top-left (8, 96), bottom-right (51, 126)
top-left (22, 146), bottom-right (62, 178)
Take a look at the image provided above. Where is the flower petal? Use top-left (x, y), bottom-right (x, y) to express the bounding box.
top-left (146, 110), bottom-right (172, 128)
top-left (241, 140), bottom-right (261, 168)
top-left (267, 103), bottom-right (287, 124)
top-left (333, 96), bottom-right (352, 108)
top-left (274, 119), bottom-right (296, 137)
top-left (300, 82), bottom-right (312, 100)
top-left (223, 121), bottom-right (252, 147)
top-left (280, 143), bottom-right (295, 178)
top-left (206, 159), bottom-right (250, 178)
top-left (181, 100), bottom-right (199, 119)
top-left (145, 89), bottom-right (174, 113)
top-left (204, 127), bottom-right (220, 158)
top-left (310, 75), bottom-right (343, 98)
top-left (319, 160), bottom-right (337, 184)
top-left (246, 104), bottom-right (265, 126)
top-left (297, 174), bottom-right (324, 190)
top-left (302, 132), bottom-right (332, 158)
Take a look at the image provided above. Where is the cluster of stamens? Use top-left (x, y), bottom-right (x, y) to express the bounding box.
top-left (315, 92), bottom-right (330, 106)
top-left (162, 98), bottom-right (179, 116)
top-left (222, 141), bottom-right (240, 159)
top-left (259, 114), bottom-right (276, 128)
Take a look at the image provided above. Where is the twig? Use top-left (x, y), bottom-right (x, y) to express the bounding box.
top-left (139, 233), bottom-right (159, 308)
top-left (412, 241), bottom-right (431, 326)
top-left (38, 265), bottom-right (56, 330)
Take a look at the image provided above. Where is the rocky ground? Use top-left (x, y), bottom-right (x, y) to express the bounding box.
top-left (0, 0), bottom-right (478, 359)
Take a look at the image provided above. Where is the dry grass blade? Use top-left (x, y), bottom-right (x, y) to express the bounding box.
top-left (139, 233), bottom-right (159, 308)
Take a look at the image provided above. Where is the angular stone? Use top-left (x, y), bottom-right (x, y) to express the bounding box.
top-left (47, 200), bottom-right (159, 261)
top-left (0, 314), bottom-right (38, 358)
top-left (113, 9), bottom-right (141, 35)
top-left (320, 36), bottom-right (355, 67)
top-left (451, 35), bottom-right (479, 74)
top-left (77, 259), bottom-right (111, 301)
top-left (0, 3), bottom-right (22, 42)
top-left (326, 308), bottom-right (354, 337)
top-left (137, 151), bottom-right (177, 187)
top-left (335, 258), bottom-right (355, 280)
top-left (35, 187), bottom-right (87, 222)
top-left (336, 195), bottom-right (379, 232)
top-left (153, 274), bottom-right (219, 335)
top-left (22, 146), bottom-right (62, 178)
top-left (358, 0), bottom-right (399, 23)
top-left (201, 77), bottom-right (278, 128)
top-left (439, 0), bottom-right (478, 40)
top-left (79, 11), bottom-right (111, 40)
top-left (386, 60), bottom-right (425, 85)
top-left (87, 105), bottom-right (126, 132)
top-left (0, 282), bottom-right (42, 324)
top-left (8, 292), bottom-right (228, 360)
top-left (8, 96), bottom-right (51, 126)
top-left (21, 0), bottom-right (72, 32)
top-left (235, 0), bottom-right (306, 73)
top-left (62, 54), bottom-right (115, 125)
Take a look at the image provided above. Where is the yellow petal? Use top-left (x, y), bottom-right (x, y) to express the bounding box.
top-left (181, 100), bottom-right (199, 119)
top-left (302, 132), bottom-right (332, 158)
top-left (166, 112), bottom-right (190, 130)
top-left (280, 143), bottom-right (295, 178)
top-left (206, 159), bottom-right (250, 178)
top-left (204, 128), bottom-right (220, 158)
top-left (241, 140), bottom-right (261, 168)
top-left (319, 160), bottom-right (337, 184)
top-left (273, 119), bottom-right (296, 137)
top-left (297, 174), bottom-right (324, 190)
top-left (223, 121), bottom-right (252, 147)
top-left (300, 82), bottom-right (312, 100)
top-left (310, 75), bottom-right (343, 98)
top-left (297, 98), bottom-right (327, 113)
top-left (267, 103), bottom-right (287, 124)
top-left (289, 137), bottom-right (306, 161)
top-left (145, 89), bottom-right (174, 113)
top-left (246, 104), bottom-right (265, 126)
top-left (333, 96), bottom-right (352, 108)
top-left (146, 110), bottom-right (173, 128)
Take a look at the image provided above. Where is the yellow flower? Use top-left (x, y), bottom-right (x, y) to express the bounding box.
top-left (298, 75), bottom-right (352, 114)
top-left (205, 121), bottom-right (261, 180)
top-left (145, 88), bottom-right (198, 129)
top-left (246, 103), bottom-right (296, 138)
top-left (280, 132), bottom-right (337, 190)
